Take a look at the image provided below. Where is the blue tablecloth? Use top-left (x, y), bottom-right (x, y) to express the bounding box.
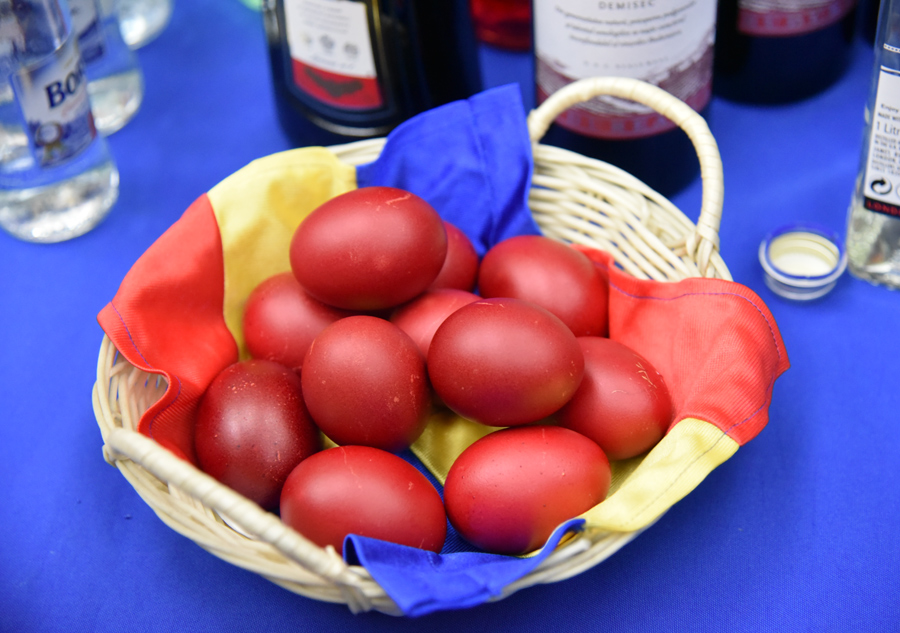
top-left (1, 1), bottom-right (898, 630)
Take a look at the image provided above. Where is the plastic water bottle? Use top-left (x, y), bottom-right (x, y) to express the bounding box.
top-left (846, 0), bottom-right (900, 288)
top-left (116, 0), bottom-right (170, 49)
top-left (73, 0), bottom-right (143, 135)
top-left (0, 0), bottom-right (119, 243)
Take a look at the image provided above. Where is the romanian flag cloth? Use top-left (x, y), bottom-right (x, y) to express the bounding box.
top-left (97, 85), bottom-right (789, 616)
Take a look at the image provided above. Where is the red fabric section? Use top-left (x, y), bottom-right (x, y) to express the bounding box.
top-left (97, 194), bottom-right (238, 464)
top-left (575, 247), bottom-right (790, 446)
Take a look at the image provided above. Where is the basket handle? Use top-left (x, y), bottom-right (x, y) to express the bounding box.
top-left (526, 77), bottom-right (724, 277)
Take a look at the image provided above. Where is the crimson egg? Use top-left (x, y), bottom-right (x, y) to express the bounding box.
top-left (443, 425), bottom-right (611, 555)
top-left (290, 186), bottom-right (447, 311)
top-left (429, 221), bottom-right (480, 291)
top-left (280, 445), bottom-right (447, 553)
top-left (242, 272), bottom-right (352, 373)
top-left (427, 297), bottom-right (584, 427)
top-left (477, 234), bottom-right (609, 337)
top-left (195, 359), bottom-right (321, 510)
top-left (389, 288), bottom-right (480, 358)
top-left (555, 337), bottom-right (673, 461)
top-left (301, 315), bottom-right (430, 452)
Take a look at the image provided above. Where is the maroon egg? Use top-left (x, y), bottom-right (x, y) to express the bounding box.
top-left (289, 187), bottom-right (447, 311)
top-left (389, 288), bottom-right (480, 358)
top-left (478, 234), bottom-right (609, 337)
top-left (280, 445), bottom-right (447, 552)
top-left (195, 359), bottom-right (321, 510)
top-left (555, 337), bottom-right (673, 460)
top-left (301, 315), bottom-right (430, 452)
top-left (242, 272), bottom-right (353, 373)
top-left (429, 221), bottom-right (480, 291)
top-left (444, 425), bottom-right (610, 555)
top-left (427, 297), bottom-right (584, 427)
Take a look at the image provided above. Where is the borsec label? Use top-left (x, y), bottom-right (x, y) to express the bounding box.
top-left (12, 37), bottom-right (96, 168)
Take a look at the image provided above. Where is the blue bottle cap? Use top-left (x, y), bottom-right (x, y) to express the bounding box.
top-left (758, 223), bottom-right (847, 301)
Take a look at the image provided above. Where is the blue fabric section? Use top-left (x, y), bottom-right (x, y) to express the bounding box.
top-left (345, 519), bottom-right (585, 617)
top-left (356, 84), bottom-right (541, 256)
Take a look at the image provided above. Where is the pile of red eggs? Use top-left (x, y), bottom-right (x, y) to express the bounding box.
top-left (194, 186), bottom-right (673, 556)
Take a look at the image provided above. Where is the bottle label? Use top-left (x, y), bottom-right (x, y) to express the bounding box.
top-left (11, 37), bottom-right (97, 168)
top-left (534, 0), bottom-right (716, 139)
top-left (283, 0), bottom-right (383, 110)
top-left (69, 0), bottom-right (106, 65)
top-left (737, 0), bottom-right (856, 37)
top-left (862, 67), bottom-right (900, 219)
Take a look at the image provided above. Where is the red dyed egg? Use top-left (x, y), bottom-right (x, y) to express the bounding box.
top-left (195, 359), bottom-right (321, 510)
top-left (242, 272), bottom-right (352, 373)
top-left (429, 221), bottom-right (479, 291)
top-left (280, 445), bottom-right (447, 553)
top-left (444, 425), bottom-right (611, 555)
top-left (427, 298), bottom-right (584, 427)
top-left (478, 234), bottom-right (609, 336)
top-left (301, 315), bottom-right (430, 452)
top-left (290, 187), bottom-right (447, 311)
top-left (555, 337), bottom-right (673, 460)
top-left (389, 288), bottom-right (480, 358)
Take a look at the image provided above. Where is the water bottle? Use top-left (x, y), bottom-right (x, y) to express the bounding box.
top-left (116, 0), bottom-right (171, 49)
top-left (846, 0), bottom-right (900, 288)
top-left (0, 0), bottom-right (119, 243)
top-left (73, 0), bottom-right (143, 135)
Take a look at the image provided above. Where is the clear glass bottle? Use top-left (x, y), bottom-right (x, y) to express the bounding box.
top-left (116, 0), bottom-right (171, 49)
top-left (73, 0), bottom-right (143, 135)
top-left (846, 0), bottom-right (900, 288)
top-left (0, 0), bottom-right (119, 243)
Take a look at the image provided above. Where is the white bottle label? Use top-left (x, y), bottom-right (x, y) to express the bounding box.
top-left (69, 0), bottom-right (106, 64)
top-left (11, 37), bottom-right (96, 168)
top-left (283, 0), bottom-right (383, 110)
top-left (534, 0), bottom-right (716, 139)
top-left (862, 67), bottom-right (900, 219)
top-left (737, 0), bottom-right (856, 37)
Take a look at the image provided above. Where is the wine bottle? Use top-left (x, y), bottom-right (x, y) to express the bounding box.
top-left (263, 0), bottom-right (483, 147)
top-left (532, 0), bottom-right (718, 197)
top-left (714, 0), bottom-right (859, 104)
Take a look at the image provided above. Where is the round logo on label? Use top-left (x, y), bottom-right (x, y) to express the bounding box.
top-left (871, 178), bottom-right (892, 196)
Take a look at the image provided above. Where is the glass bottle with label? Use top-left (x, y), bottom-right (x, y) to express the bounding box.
top-left (846, 0), bottom-right (900, 288)
top-left (532, 0), bottom-right (718, 196)
top-left (0, 0), bottom-right (119, 243)
top-left (73, 0), bottom-right (144, 134)
top-left (262, 0), bottom-right (482, 146)
top-left (714, 0), bottom-right (858, 103)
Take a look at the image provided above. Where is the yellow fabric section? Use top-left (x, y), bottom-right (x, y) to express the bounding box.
top-left (579, 418), bottom-right (739, 532)
top-left (207, 147), bottom-right (357, 356)
top-left (411, 409), bottom-right (498, 485)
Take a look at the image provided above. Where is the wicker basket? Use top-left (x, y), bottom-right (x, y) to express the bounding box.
top-left (92, 77), bottom-right (729, 616)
